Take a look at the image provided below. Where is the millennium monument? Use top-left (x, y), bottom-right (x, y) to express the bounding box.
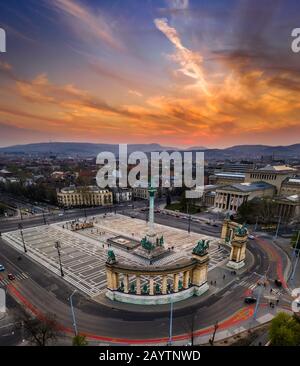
top-left (105, 184), bottom-right (210, 305)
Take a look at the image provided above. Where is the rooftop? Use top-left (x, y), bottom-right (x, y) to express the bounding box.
top-left (60, 185), bottom-right (109, 194)
top-left (217, 181), bottom-right (275, 193)
top-left (258, 164), bottom-right (297, 172)
top-left (214, 172), bottom-right (245, 178)
top-left (285, 177), bottom-right (300, 184)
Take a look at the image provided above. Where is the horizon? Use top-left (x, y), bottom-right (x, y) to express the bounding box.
top-left (1, 140), bottom-right (300, 151)
top-left (1, 0), bottom-right (300, 147)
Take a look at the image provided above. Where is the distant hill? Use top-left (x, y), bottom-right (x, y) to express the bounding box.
top-left (0, 142), bottom-right (299, 159)
top-left (0, 142), bottom-right (178, 156)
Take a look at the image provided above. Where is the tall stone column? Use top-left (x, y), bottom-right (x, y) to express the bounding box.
top-left (173, 273), bottom-right (179, 293)
top-left (149, 277), bottom-right (154, 295)
top-left (124, 274), bottom-right (129, 294)
top-left (162, 275), bottom-right (168, 294)
top-left (183, 271), bottom-right (190, 289)
top-left (192, 267), bottom-right (201, 286)
top-left (136, 275), bottom-right (141, 295)
top-left (113, 272), bottom-right (119, 290)
top-left (106, 268), bottom-right (114, 290)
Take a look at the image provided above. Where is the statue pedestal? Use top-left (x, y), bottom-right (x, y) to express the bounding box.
top-left (227, 260), bottom-right (245, 270)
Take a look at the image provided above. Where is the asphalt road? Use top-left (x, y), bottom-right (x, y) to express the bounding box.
top-left (0, 245), bottom-right (249, 341)
top-left (0, 210), bottom-right (285, 344)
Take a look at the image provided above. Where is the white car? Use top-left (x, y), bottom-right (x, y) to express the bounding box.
top-left (248, 235), bottom-right (255, 240)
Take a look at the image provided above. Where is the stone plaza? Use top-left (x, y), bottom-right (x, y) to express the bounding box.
top-left (2, 213), bottom-right (229, 300)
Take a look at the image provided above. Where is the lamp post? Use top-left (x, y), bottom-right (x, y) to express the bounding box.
top-left (168, 296), bottom-right (174, 346)
top-left (55, 241), bottom-right (64, 277)
top-left (290, 231), bottom-right (300, 283)
top-left (274, 216), bottom-right (281, 240)
top-left (209, 321), bottom-right (219, 346)
top-left (69, 290), bottom-right (78, 336)
top-left (18, 223), bottom-right (27, 253)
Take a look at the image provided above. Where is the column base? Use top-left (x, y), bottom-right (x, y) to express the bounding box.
top-left (194, 282), bottom-right (209, 296)
top-left (227, 260), bottom-right (245, 270)
top-left (105, 285), bottom-right (208, 305)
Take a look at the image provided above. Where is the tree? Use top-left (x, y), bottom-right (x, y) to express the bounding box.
top-left (269, 312), bottom-right (300, 346)
top-left (72, 334), bottom-right (88, 346)
top-left (166, 194), bottom-right (171, 207)
top-left (18, 311), bottom-right (61, 346)
top-left (237, 197), bottom-right (278, 225)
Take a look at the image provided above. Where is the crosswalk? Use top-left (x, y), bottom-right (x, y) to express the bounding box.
top-left (0, 272), bottom-right (28, 287)
top-left (235, 273), bottom-right (261, 291)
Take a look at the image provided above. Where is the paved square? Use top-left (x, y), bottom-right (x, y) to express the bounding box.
top-left (2, 213), bottom-right (228, 298)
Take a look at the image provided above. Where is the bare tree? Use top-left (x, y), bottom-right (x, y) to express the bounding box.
top-left (17, 310), bottom-right (61, 346)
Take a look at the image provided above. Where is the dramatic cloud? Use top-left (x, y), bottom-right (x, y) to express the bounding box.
top-left (154, 18), bottom-right (209, 95)
top-left (1, 0), bottom-right (300, 147)
top-left (167, 0), bottom-right (189, 10)
top-left (49, 0), bottom-right (123, 50)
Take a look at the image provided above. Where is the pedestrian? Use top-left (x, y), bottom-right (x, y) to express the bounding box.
top-left (214, 280), bottom-right (217, 285)
top-left (270, 288), bottom-right (272, 293)
top-left (223, 274), bottom-right (226, 280)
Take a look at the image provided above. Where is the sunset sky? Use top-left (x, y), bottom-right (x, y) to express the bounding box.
top-left (0, 0), bottom-right (300, 148)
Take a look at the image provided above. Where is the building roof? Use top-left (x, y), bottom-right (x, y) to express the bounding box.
top-left (285, 177), bottom-right (300, 185)
top-left (216, 181), bottom-right (275, 193)
top-left (214, 172), bottom-right (245, 179)
top-left (275, 194), bottom-right (300, 204)
top-left (258, 164), bottom-right (297, 172)
top-left (60, 185), bottom-right (109, 194)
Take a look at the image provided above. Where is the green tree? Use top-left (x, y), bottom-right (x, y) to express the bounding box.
top-left (291, 231), bottom-right (300, 250)
top-left (72, 334), bottom-right (88, 346)
top-left (269, 312), bottom-right (300, 346)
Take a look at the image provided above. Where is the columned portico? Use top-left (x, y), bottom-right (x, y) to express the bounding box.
top-left (105, 240), bottom-right (210, 305)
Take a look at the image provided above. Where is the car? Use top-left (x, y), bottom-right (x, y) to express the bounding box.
top-left (248, 235), bottom-right (255, 240)
top-left (274, 279), bottom-right (282, 287)
top-left (244, 297), bottom-right (257, 304)
top-left (7, 273), bottom-right (15, 281)
top-left (0, 264), bottom-right (5, 272)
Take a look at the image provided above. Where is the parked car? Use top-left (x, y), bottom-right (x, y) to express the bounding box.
top-left (0, 264), bottom-right (5, 272)
top-left (248, 235), bottom-right (255, 240)
top-left (244, 297), bottom-right (257, 304)
top-left (7, 273), bottom-right (15, 281)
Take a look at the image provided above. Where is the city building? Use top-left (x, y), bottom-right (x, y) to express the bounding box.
top-left (209, 172), bottom-right (245, 185)
top-left (57, 185), bottom-right (112, 208)
top-left (132, 186), bottom-right (150, 200)
top-left (214, 182), bottom-right (275, 212)
top-left (280, 177), bottom-right (300, 196)
top-left (244, 165), bottom-right (297, 193)
top-left (111, 188), bottom-right (133, 203)
top-left (223, 161), bottom-right (255, 173)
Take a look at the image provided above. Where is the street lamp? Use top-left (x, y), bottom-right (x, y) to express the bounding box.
top-left (18, 223), bottom-right (27, 253)
top-left (55, 241), bottom-right (64, 277)
top-left (168, 296), bottom-right (174, 346)
top-left (69, 290), bottom-right (78, 336)
top-left (291, 231), bottom-right (300, 283)
top-left (209, 321), bottom-right (219, 346)
top-left (274, 216), bottom-right (281, 240)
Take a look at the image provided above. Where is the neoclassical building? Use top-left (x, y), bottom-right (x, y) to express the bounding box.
top-left (105, 239), bottom-right (209, 305)
top-left (57, 186), bottom-right (113, 208)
